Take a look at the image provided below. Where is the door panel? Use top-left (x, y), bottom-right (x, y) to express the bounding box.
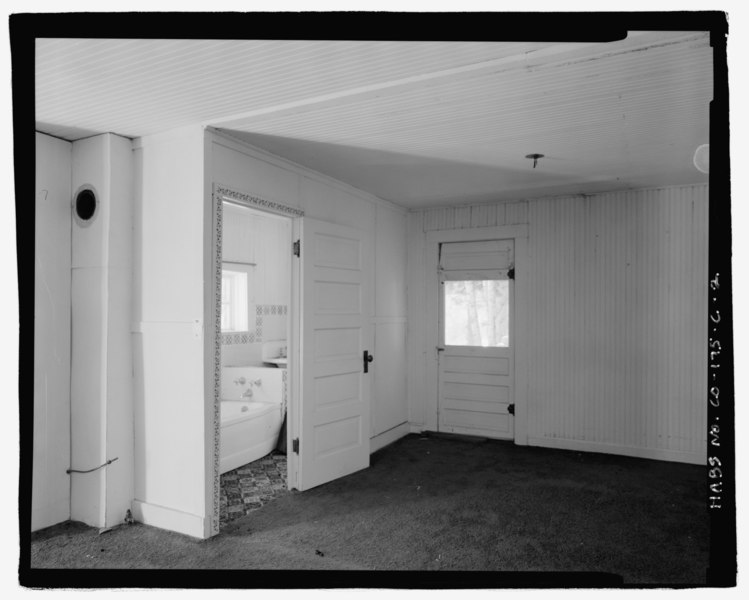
top-left (299, 218), bottom-right (372, 490)
top-left (441, 408), bottom-right (511, 434)
top-left (438, 240), bottom-right (514, 440)
top-left (442, 355), bottom-right (510, 375)
top-left (442, 382), bottom-right (510, 403)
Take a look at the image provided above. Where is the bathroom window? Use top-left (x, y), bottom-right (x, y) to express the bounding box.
top-left (221, 269), bottom-right (249, 332)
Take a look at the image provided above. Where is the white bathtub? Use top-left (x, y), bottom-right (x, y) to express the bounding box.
top-left (220, 366), bottom-right (286, 474)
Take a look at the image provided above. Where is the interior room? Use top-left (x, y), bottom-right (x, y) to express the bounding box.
top-left (23, 16), bottom-right (731, 586)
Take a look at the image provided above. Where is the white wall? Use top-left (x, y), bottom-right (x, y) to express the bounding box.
top-left (105, 135), bottom-right (135, 527)
top-left (372, 204), bottom-right (408, 440)
top-left (222, 205), bottom-right (290, 305)
top-left (407, 184), bottom-right (708, 464)
top-left (33, 133), bottom-right (72, 531)
top-left (208, 131), bottom-right (409, 447)
top-left (70, 133), bottom-right (134, 528)
top-left (523, 186), bottom-right (708, 462)
top-left (132, 126), bottom-right (211, 537)
top-left (130, 127), bottom-right (408, 538)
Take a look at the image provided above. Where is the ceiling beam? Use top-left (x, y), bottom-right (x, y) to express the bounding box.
top-left (206, 32), bottom-right (705, 131)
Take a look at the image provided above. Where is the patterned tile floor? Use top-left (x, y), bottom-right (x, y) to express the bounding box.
top-left (219, 451), bottom-right (291, 527)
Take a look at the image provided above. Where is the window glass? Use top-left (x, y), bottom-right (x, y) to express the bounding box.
top-left (444, 280), bottom-right (509, 347)
top-left (221, 269), bottom-right (249, 332)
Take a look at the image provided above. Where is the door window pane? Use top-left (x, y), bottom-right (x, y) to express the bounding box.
top-left (444, 280), bottom-right (509, 347)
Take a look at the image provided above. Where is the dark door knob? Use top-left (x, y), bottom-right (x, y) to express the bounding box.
top-left (363, 350), bottom-right (374, 373)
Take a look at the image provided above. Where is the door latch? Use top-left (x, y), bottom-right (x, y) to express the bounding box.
top-left (363, 350), bottom-right (374, 373)
top-left (508, 403), bottom-right (515, 415)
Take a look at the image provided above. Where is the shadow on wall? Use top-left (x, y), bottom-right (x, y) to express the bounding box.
top-left (215, 130), bottom-right (638, 206)
top-left (36, 121), bottom-right (103, 143)
top-left (132, 332), bottom-right (146, 504)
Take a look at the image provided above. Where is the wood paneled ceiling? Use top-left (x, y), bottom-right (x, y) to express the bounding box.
top-left (36, 32), bottom-right (713, 208)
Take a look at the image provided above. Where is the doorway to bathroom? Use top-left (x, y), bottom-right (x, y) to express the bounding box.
top-left (217, 197), bottom-right (296, 527)
top-left (210, 184), bottom-right (374, 533)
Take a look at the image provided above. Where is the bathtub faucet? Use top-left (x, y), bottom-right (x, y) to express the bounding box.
top-left (241, 388), bottom-right (253, 399)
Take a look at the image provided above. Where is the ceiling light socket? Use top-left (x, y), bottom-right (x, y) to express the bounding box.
top-left (525, 153), bottom-right (545, 168)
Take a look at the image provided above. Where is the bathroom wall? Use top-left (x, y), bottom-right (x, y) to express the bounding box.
top-left (33, 133), bottom-right (72, 531)
top-left (221, 203), bottom-right (291, 367)
top-left (407, 184), bottom-right (709, 464)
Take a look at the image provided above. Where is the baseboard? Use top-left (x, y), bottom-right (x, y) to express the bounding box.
top-left (370, 422), bottom-right (411, 453)
top-left (131, 500), bottom-right (208, 539)
top-left (527, 436), bottom-right (705, 465)
top-left (409, 424), bottom-right (426, 434)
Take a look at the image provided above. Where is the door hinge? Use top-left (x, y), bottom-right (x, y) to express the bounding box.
top-left (508, 403), bottom-right (515, 415)
top-left (293, 239), bottom-right (301, 257)
top-left (292, 438), bottom-right (299, 453)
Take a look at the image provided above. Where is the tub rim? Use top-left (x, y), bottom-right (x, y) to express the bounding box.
top-left (220, 399), bottom-right (279, 427)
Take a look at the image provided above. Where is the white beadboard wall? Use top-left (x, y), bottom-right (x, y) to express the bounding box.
top-left (421, 201), bottom-right (528, 231)
top-left (222, 205), bottom-right (291, 307)
top-left (407, 184), bottom-right (708, 464)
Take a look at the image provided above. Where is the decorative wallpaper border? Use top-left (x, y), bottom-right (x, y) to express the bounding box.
top-left (215, 184), bottom-right (305, 218)
top-left (221, 304), bottom-right (288, 346)
top-left (282, 368), bottom-right (288, 412)
top-left (221, 331), bottom-right (256, 346)
top-left (211, 194), bottom-right (223, 536)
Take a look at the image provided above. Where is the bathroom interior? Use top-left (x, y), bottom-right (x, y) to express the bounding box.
top-left (219, 201), bottom-right (292, 525)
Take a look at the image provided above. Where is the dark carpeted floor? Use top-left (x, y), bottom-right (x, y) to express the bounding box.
top-left (27, 434), bottom-right (710, 586)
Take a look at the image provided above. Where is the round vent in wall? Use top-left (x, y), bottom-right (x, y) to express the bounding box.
top-left (73, 185), bottom-right (99, 226)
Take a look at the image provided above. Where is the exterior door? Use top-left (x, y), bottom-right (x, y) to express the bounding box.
top-left (298, 218), bottom-right (372, 490)
top-left (438, 240), bottom-right (514, 439)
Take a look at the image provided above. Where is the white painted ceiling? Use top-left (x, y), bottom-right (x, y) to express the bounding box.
top-left (36, 32), bottom-right (713, 208)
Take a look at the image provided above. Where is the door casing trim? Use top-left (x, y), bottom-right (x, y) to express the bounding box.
top-left (208, 183), bottom-right (303, 535)
top-left (425, 225), bottom-right (529, 445)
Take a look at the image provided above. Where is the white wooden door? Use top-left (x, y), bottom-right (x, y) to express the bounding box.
top-left (298, 218), bottom-right (372, 490)
top-left (438, 240), bottom-right (514, 439)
